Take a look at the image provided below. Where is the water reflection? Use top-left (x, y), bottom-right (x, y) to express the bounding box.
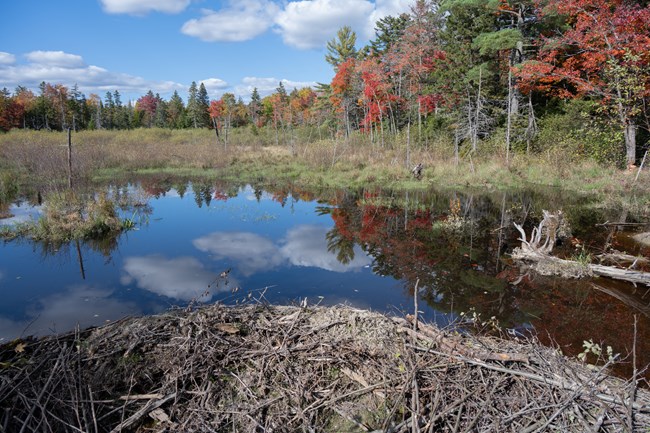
top-left (193, 225), bottom-right (372, 275)
top-left (0, 179), bottom-right (648, 383)
top-left (193, 232), bottom-right (284, 276)
top-left (0, 203), bottom-right (43, 225)
top-left (121, 255), bottom-right (235, 301)
top-left (282, 225), bottom-right (371, 272)
top-left (0, 285), bottom-right (140, 339)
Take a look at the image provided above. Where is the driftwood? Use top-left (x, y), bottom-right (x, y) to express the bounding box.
top-left (597, 252), bottom-right (649, 268)
top-left (2, 304), bottom-right (648, 432)
top-left (513, 211), bottom-right (650, 286)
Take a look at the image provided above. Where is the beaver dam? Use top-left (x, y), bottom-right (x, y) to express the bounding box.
top-left (1, 304), bottom-right (648, 432)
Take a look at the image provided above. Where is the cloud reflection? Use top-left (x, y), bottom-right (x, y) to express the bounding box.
top-left (193, 225), bottom-right (371, 275)
top-left (121, 255), bottom-right (231, 301)
top-left (0, 204), bottom-right (43, 226)
top-left (281, 225), bottom-right (371, 272)
top-left (193, 232), bottom-right (284, 276)
top-left (0, 285), bottom-right (140, 342)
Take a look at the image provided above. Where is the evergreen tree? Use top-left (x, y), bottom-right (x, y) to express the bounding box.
top-left (154, 93), bottom-right (167, 128)
top-left (113, 90), bottom-right (128, 129)
top-left (187, 81), bottom-right (199, 128)
top-left (197, 83), bottom-right (210, 127)
top-left (167, 90), bottom-right (185, 129)
top-left (367, 14), bottom-right (411, 57)
top-left (249, 87), bottom-right (262, 126)
top-left (325, 26), bottom-right (358, 70)
top-left (104, 91), bottom-right (114, 129)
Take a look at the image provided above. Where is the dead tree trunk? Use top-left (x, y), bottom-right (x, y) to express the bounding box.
top-left (512, 211), bottom-right (650, 286)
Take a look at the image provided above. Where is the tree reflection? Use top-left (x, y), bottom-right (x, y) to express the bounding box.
top-left (317, 186), bottom-right (649, 381)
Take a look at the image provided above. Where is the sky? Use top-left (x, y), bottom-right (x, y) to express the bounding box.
top-left (0, 0), bottom-right (412, 102)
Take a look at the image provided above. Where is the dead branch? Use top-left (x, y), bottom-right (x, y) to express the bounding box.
top-left (1, 304), bottom-right (648, 432)
top-left (513, 212), bottom-right (650, 286)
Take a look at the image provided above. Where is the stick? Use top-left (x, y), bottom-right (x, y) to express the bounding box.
top-left (108, 392), bottom-right (176, 433)
top-left (407, 344), bottom-right (649, 412)
top-left (19, 342), bottom-right (67, 433)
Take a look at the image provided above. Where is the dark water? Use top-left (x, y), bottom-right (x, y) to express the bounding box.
top-left (1, 180), bottom-right (648, 381)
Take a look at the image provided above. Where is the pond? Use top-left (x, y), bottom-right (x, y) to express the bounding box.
top-left (1, 178), bottom-right (648, 381)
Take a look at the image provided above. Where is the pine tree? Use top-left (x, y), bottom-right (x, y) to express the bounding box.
top-left (197, 83), bottom-right (210, 127)
top-left (249, 87), bottom-right (261, 126)
top-left (187, 81), bottom-right (199, 128)
top-left (167, 90), bottom-right (185, 129)
top-left (325, 26), bottom-right (358, 70)
top-left (104, 91), bottom-right (115, 129)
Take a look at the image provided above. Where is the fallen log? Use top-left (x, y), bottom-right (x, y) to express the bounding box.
top-left (513, 212), bottom-right (650, 286)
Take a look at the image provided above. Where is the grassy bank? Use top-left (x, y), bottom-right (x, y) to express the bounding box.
top-left (1, 304), bottom-right (647, 432)
top-left (0, 128), bottom-right (648, 200)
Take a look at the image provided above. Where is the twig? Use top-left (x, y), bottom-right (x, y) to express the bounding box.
top-left (18, 342), bottom-right (67, 433)
top-left (107, 392), bottom-right (176, 433)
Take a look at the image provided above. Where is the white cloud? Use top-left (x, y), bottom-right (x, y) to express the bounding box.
top-left (193, 232), bottom-right (284, 276)
top-left (25, 50), bottom-right (85, 68)
top-left (235, 77), bottom-right (317, 98)
top-left (180, 0), bottom-right (413, 49)
top-left (100, 0), bottom-right (190, 15)
top-left (200, 78), bottom-right (229, 98)
top-left (0, 52), bottom-right (16, 65)
top-left (122, 255), bottom-right (224, 301)
top-left (280, 225), bottom-right (371, 272)
top-left (0, 51), bottom-right (185, 97)
top-left (366, 0), bottom-right (413, 38)
top-left (274, 0), bottom-right (374, 49)
top-left (181, 1), bottom-right (280, 42)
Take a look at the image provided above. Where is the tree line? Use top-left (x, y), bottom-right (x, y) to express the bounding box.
top-left (1, 0), bottom-right (648, 167)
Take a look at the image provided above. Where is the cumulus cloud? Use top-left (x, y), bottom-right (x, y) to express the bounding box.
top-left (0, 50), bottom-right (185, 96)
top-left (193, 232), bottom-right (284, 276)
top-left (0, 285), bottom-right (140, 342)
top-left (0, 52), bottom-right (16, 65)
top-left (274, 0), bottom-right (374, 49)
top-left (200, 78), bottom-right (229, 97)
top-left (280, 225), bottom-right (371, 272)
top-left (121, 255), bottom-right (224, 301)
top-left (25, 50), bottom-right (85, 68)
top-left (181, 0), bottom-right (280, 42)
top-left (100, 0), bottom-right (190, 15)
top-left (366, 0), bottom-right (413, 38)
top-left (180, 0), bottom-right (412, 49)
top-left (235, 77), bottom-right (317, 98)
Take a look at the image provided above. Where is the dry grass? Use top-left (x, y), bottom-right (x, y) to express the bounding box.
top-left (1, 303), bottom-right (648, 432)
top-left (1, 128), bottom-right (649, 199)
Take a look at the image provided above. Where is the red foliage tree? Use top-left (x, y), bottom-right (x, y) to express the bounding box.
top-left (136, 91), bottom-right (157, 127)
top-left (517, 0), bottom-right (650, 165)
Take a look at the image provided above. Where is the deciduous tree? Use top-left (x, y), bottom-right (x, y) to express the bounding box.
top-left (517, 0), bottom-right (650, 165)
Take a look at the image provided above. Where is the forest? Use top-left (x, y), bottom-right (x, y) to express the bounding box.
top-left (1, 0), bottom-right (649, 168)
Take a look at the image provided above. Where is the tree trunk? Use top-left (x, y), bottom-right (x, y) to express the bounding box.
top-left (506, 66), bottom-right (512, 165)
top-left (625, 122), bottom-right (637, 166)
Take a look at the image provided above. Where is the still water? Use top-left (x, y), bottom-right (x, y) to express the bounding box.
top-left (1, 180), bottom-right (648, 380)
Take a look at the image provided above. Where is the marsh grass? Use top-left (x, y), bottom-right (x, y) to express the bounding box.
top-left (1, 128), bottom-right (648, 200)
top-left (0, 190), bottom-right (128, 243)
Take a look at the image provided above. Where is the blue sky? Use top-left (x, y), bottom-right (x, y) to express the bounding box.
top-left (0, 0), bottom-right (412, 102)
